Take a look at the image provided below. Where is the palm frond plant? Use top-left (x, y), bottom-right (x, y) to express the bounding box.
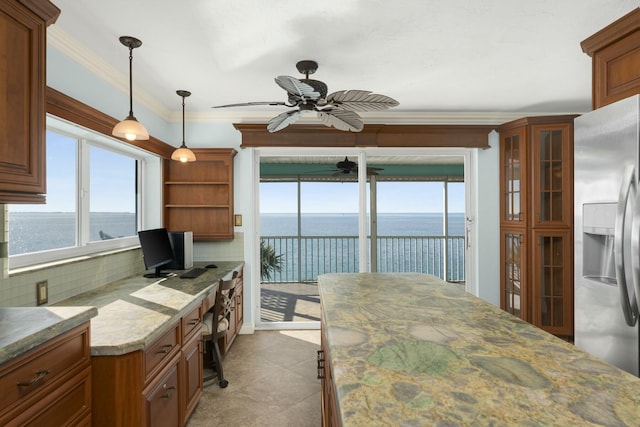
top-left (260, 240), bottom-right (284, 281)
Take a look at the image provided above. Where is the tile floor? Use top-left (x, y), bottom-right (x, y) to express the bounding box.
top-left (187, 330), bottom-right (322, 427)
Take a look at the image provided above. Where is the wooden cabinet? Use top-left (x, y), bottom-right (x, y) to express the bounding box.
top-left (0, 0), bottom-right (59, 203)
top-left (498, 116), bottom-right (576, 338)
top-left (143, 354), bottom-right (180, 427)
top-left (218, 266), bottom-right (244, 356)
top-left (92, 304), bottom-right (204, 427)
top-left (181, 333), bottom-right (202, 425)
top-left (0, 323), bottom-right (92, 425)
top-left (180, 304), bottom-right (203, 425)
top-left (581, 8), bottom-right (640, 109)
top-left (164, 148), bottom-right (237, 240)
top-left (320, 317), bottom-right (339, 427)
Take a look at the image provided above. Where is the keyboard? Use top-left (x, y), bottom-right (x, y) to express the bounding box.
top-left (180, 267), bottom-right (208, 279)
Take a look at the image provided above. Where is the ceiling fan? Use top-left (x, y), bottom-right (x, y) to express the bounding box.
top-left (326, 157), bottom-right (383, 176)
top-left (213, 60), bottom-right (399, 133)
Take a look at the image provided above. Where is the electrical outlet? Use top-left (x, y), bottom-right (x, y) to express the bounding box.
top-left (36, 280), bottom-right (48, 306)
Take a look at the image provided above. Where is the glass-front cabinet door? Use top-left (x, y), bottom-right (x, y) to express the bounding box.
top-left (531, 230), bottom-right (573, 337)
top-left (531, 123), bottom-right (573, 227)
top-left (500, 128), bottom-right (527, 225)
top-left (501, 229), bottom-right (528, 321)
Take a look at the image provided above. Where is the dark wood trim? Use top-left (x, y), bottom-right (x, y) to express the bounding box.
top-left (18, 0), bottom-right (60, 25)
top-left (580, 8), bottom-right (640, 56)
top-left (46, 86), bottom-right (175, 159)
top-left (234, 124), bottom-right (494, 149)
top-left (496, 115), bottom-right (580, 133)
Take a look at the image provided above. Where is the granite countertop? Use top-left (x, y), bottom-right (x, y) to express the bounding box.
top-left (54, 261), bottom-right (243, 356)
top-left (319, 273), bottom-right (640, 426)
top-left (0, 306), bottom-right (98, 366)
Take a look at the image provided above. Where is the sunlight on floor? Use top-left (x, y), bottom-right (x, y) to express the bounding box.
top-left (279, 329), bottom-right (321, 345)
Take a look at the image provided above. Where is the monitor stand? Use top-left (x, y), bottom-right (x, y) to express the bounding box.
top-left (144, 267), bottom-right (173, 279)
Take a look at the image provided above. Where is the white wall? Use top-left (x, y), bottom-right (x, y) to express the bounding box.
top-left (472, 131), bottom-right (500, 305)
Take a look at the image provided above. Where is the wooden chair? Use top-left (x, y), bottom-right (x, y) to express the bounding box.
top-left (202, 271), bottom-right (238, 388)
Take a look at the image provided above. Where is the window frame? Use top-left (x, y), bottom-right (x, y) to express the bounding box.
top-left (8, 115), bottom-right (156, 269)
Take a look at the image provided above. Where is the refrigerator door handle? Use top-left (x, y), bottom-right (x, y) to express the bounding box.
top-left (614, 164), bottom-right (638, 327)
top-left (631, 177), bottom-right (640, 319)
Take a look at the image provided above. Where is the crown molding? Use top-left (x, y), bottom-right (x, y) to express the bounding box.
top-left (47, 27), bottom-right (171, 120)
top-left (185, 109), bottom-right (581, 126)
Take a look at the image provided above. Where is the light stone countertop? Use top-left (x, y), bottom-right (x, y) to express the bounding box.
top-left (319, 273), bottom-right (640, 426)
top-left (0, 306), bottom-right (98, 366)
top-left (53, 261), bottom-right (243, 356)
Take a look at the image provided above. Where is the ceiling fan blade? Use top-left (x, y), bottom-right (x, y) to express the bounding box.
top-left (213, 101), bottom-right (288, 108)
top-left (317, 108), bottom-right (364, 132)
top-left (267, 110), bottom-right (302, 133)
top-left (275, 76), bottom-right (320, 102)
top-left (326, 90), bottom-right (399, 112)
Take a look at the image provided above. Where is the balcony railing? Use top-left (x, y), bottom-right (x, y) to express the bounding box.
top-left (261, 235), bottom-right (465, 283)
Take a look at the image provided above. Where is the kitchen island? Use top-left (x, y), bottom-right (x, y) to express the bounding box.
top-left (318, 273), bottom-right (640, 426)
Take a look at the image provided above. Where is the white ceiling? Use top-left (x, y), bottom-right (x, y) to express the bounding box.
top-left (49, 1), bottom-right (638, 125)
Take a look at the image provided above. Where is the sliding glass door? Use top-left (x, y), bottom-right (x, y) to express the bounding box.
top-left (256, 150), bottom-right (469, 329)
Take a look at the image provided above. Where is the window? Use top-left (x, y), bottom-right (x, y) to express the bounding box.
top-left (8, 116), bottom-right (150, 268)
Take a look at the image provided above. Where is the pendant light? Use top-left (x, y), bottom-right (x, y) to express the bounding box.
top-left (112, 36), bottom-right (149, 141)
top-left (171, 90), bottom-right (196, 162)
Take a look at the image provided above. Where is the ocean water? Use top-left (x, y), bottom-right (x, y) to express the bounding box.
top-left (9, 212), bottom-right (136, 255)
top-left (260, 213), bottom-right (466, 282)
top-left (261, 212), bottom-right (465, 236)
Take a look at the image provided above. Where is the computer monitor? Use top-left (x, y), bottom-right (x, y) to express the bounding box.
top-left (138, 228), bottom-right (175, 278)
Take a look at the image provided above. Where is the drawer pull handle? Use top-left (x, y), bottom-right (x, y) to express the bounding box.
top-left (158, 344), bottom-right (173, 354)
top-left (317, 350), bottom-right (325, 379)
top-left (161, 386), bottom-right (176, 399)
top-left (188, 319), bottom-right (199, 325)
top-left (17, 369), bottom-right (51, 387)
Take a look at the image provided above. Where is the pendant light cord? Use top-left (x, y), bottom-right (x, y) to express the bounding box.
top-left (181, 95), bottom-right (186, 148)
top-left (128, 47), bottom-right (134, 118)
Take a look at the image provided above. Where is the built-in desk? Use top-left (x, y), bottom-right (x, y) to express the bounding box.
top-left (55, 261), bottom-right (244, 427)
top-left (319, 273), bottom-right (640, 426)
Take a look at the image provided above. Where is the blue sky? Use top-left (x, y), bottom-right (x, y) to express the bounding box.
top-left (9, 132), bottom-right (136, 213)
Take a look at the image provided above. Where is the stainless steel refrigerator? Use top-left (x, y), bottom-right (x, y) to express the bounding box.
top-left (574, 94), bottom-right (640, 376)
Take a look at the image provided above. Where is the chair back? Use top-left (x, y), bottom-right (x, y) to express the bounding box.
top-left (211, 270), bottom-right (238, 339)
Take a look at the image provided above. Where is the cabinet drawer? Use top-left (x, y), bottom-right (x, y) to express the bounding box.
top-left (143, 356), bottom-right (180, 427)
top-left (144, 324), bottom-right (180, 381)
top-left (181, 304), bottom-right (202, 342)
top-left (6, 366), bottom-right (91, 427)
top-left (0, 325), bottom-right (90, 414)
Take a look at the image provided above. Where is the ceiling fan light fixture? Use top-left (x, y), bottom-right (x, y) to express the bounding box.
top-left (171, 90), bottom-right (196, 163)
top-left (213, 60), bottom-right (398, 133)
top-left (112, 36), bottom-right (149, 141)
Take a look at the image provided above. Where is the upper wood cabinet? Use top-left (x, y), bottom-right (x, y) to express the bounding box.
top-left (163, 148), bottom-right (237, 240)
top-left (581, 8), bottom-right (640, 109)
top-left (0, 0), bottom-right (60, 203)
top-left (498, 115), bottom-right (577, 338)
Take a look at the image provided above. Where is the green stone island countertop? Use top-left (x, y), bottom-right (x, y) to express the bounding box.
top-left (0, 306), bottom-right (98, 366)
top-left (319, 273), bottom-right (640, 426)
top-left (53, 261), bottom-right (243, 356)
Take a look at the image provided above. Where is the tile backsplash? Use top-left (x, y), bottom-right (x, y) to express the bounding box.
top-left (0, 231), bottom-right (245, 307)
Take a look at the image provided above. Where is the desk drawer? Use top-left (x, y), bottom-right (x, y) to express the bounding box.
top-left (144, 324), bottom-right (180, 381)
top-left (0, 324), bottom-right (90, 414)
top-left (181, 304), bottom-right (202, 342)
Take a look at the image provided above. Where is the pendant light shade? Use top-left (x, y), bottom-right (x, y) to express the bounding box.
top-left (112, 36), bottom-right (149, 141)
top-left (171, 90), bottom-right (196, 163)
